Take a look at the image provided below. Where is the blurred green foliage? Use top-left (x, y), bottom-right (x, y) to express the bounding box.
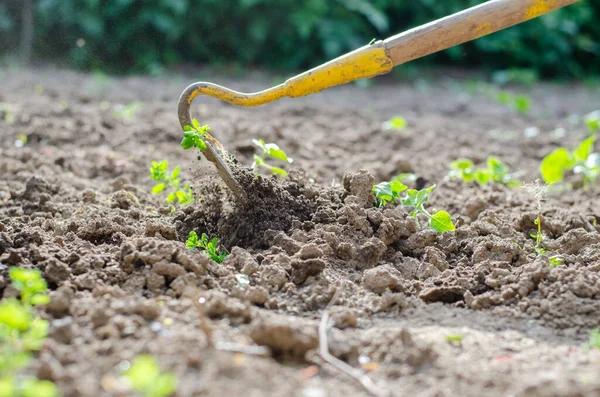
top-left (0, 0), bottom-right (598, 77)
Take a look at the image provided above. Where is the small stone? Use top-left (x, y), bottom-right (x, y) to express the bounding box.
top-left (363, 265), bottom-right (404, 294)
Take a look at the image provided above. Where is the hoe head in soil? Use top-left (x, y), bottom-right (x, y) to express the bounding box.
top-left (177, 0), bottom-right (579, 199)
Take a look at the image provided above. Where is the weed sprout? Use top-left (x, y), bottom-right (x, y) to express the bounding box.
top-left (372, 181), bottom-right (455, 233)
top-left (149, 160), bottom-right (194, 206)
top-left (540, 135), bottom-right (599, 188)
top-left (186, 231), bottom-right (227, 263)
top-left (251, 139), bottom-right (293, 177)
top-left (0, 268), bottom-right (59, 397)
top-left (449, 156), bottom-right (520, 187)
top-left (123, 355), bottom-right (177, 397)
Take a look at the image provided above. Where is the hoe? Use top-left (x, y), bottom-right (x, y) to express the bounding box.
top-left (177, 0), bottom-right (580, 198)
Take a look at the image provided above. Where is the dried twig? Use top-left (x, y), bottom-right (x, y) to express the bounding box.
top-left (318, 288), bottom-right (388, 397)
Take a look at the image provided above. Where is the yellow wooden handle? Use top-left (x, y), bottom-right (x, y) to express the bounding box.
top-left (177, 41), bottom-right (392, 128)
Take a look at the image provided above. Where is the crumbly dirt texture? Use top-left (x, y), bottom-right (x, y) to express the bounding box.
top-left (1, 67), bottom-right (600, 397)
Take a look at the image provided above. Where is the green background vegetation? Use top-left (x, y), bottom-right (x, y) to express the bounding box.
top-left (0, 0), bottom-right (598, 77)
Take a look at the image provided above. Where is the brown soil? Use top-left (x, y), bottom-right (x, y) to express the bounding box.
top-left (1, 67), bottom-right (600, 397)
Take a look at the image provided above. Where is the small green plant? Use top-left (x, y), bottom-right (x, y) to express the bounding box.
top-left (186, 231), bottom-right (227, 263)
top-left (372, 181), bottom-right (455, 234)
top-left (382, 116), bottom-right (407, 131)
top-left (549, 255), bottom-right (564, 267)
top-left (401, 185), bottom-right (456, 234)
top-left (0, 268), bottom-right (59, 397)
top-left (122, 355), bottom-right (177, 397)
top-left (445, 334), bottom-right (463, 344)
top-left (586, 328), bottom-right (600, 350)
top-left (180, 119), bottom-right (210, 151)
top-left (449, 157), bottom-right (520, 187)
top-left (149, 160), bottom-right (194, 206)
top-left (584, 110), bottom-right (600, 134)
top-left (373, 179), bottom-right (407, 208)
top-left (251, 139), bottom-right (293, 177)
top-left (540, 135), bottom-right (599, 187)
top-left (496, 91), bottom-right (531, 114)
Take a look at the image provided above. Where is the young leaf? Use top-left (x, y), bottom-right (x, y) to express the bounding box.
top-left (429, 211), bottom-right (456, 233)
top-left (186, 231), bottom-right (199, 249)
top-left (475, 169), bottom-right (491, 185)
top-left (450, 158), bottom-right (474, 171)
top-left (540, 148), bottom-right (571, 184)
top-left (152, 183), bottom-right (166, 194)
top-left (573, 136), bottom-right (595, 162)
top-left (383, 116), bottom-right (407, 131)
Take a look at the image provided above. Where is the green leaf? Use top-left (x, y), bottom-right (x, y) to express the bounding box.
top-left (540, 148), bottom-right (571, 184)
top-left (475, 169), bottom-right (491, 185)
top-left (152, 373), bottom-right (178, 397)
top-left (124, 355), bottom-right (161, 393)
top-left (267, 166), bottom-right (288, 177)
top-left (429, 211), bottom-right (456, 233)
top-left (487, 156), bottom-right (508, 180)
top-left (21, 378), bottom-right (59, 397)
top-left (450, 158), bottom-right (474, 170)
top-left (194, 138), bottom-right (207, 151)
top-left (385, 116), bottom-right (407, 130)
top-left (252, 139), bottom-right (267, 153)
top-left (185, 231), bottom-right (199, 249)
top-left (266, 145), bottom-right (292, 163)
top-left (30, 294), bottom-right (50, 306)
top-left (0, 377), bottom-right (14, 397)
top-left (0, 299), bottom-right (32, 331)
top-left (573, 136), bottom-right (595, 162)
top-left (152, 183), bottom-right (166, 194)
top-left (166, 192), bottom-right (176, 203)
top-left (180, 136), bottom-right (194, 150)
top-left (183, 125), bottom-right (193, 132)
top-left (171, 166), bottom-right (180, 180)
top-left (514, 95), bottom-right (530, 114)
top-left (390, 180), bottom-right (407, 195)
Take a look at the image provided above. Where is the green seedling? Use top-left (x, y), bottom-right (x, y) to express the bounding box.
top-left (113, 101), bottom-right (143, 121)
top-left (180, 119), bottom-right (210, 151)
top-left (149, 160), bottom-right (194, 206)
top-left (449, 157), bottom-right (520, 187)
top-left (123, 355), bottom-right (177, 397)
top-left (549, 255), bottom-right (564, 267)
top-left (382, 116), bottom-right (407, 131)
top-left (586, 328), bottom-right (600, 350)
top-left (251, 139), bottom-right (293, 177)
top-left (372, 180), bottom-right (455, 233)
top-left (186, 231), bottom-right (227, 263)
top-left (540, 135), bottom-right (599, 187)
top-left (401, 185), bottom-right (456, 234)
top-left (496, 91), bottom-right (531, 114)
top-left (373, 179), bottom-right (407, 208)
top-left (0, 268), bottom-right (59, 397)
top-left (584, 110), bottom-right (600, 134)
top-left (445, 334), bottom-right (464, 344)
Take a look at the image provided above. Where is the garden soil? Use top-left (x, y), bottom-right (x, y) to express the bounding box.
top-left (1, 67), bottom-right (600, 397)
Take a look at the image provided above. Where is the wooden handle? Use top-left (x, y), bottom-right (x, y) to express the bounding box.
top-left (384, 0), bottom-right (581, 66)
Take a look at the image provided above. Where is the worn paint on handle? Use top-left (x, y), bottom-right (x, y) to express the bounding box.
top-left (525, 0), bottom-right (557, 19)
